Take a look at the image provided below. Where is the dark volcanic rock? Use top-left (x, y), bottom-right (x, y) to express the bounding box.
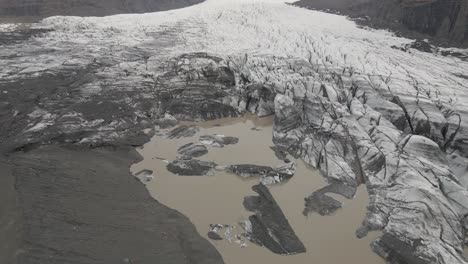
top-left (293, 0), bottom-right (468, 47)
top-left (167, 158), bottom-right (217, 176)
top-left (243, 184), bottom-right (306, 255)
top-left (397, 0), bottom-right (468, 46)
top-left (393, 40), bottom-right (439, 54)
top-left (407, 40), bottom-right (433, 53)
top-left (0, 0), bottom-right (204, 20)
top-left (177, 143), bottom-right (209, 157)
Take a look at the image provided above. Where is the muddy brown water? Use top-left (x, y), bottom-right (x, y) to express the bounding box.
top-left (131, 115), bottom-right (384, 264)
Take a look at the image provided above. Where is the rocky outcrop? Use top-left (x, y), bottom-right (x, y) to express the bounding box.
top-left (243, 184), bottom-right (306, 255)
top-left (294, 0), bottom-right (468, 47)
top-left (394, 0), bottom-right (468, 45)
top-left (0, 0), bottom-right (204, 20)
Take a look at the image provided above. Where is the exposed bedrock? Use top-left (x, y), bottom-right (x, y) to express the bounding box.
top-left (293, 0), bottom-right (468, 47)
top-left (0, 0), bottom-right (204, 20)
top-left (243, 184), bottom-right (306, 255)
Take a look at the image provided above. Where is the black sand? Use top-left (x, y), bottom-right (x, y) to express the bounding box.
top-left (0, 146), bottom-right (224, 264)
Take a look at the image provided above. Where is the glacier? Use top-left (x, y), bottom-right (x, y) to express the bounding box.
top-left (1, 0), bottom-right (468, 263)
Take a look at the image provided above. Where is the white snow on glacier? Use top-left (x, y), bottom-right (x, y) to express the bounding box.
top-left (6, 0), bottom-right (466, 113)
top-left (3, 0), bottom-right (461, 180)
top-left (2, 0), bottom-right (468, 185)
